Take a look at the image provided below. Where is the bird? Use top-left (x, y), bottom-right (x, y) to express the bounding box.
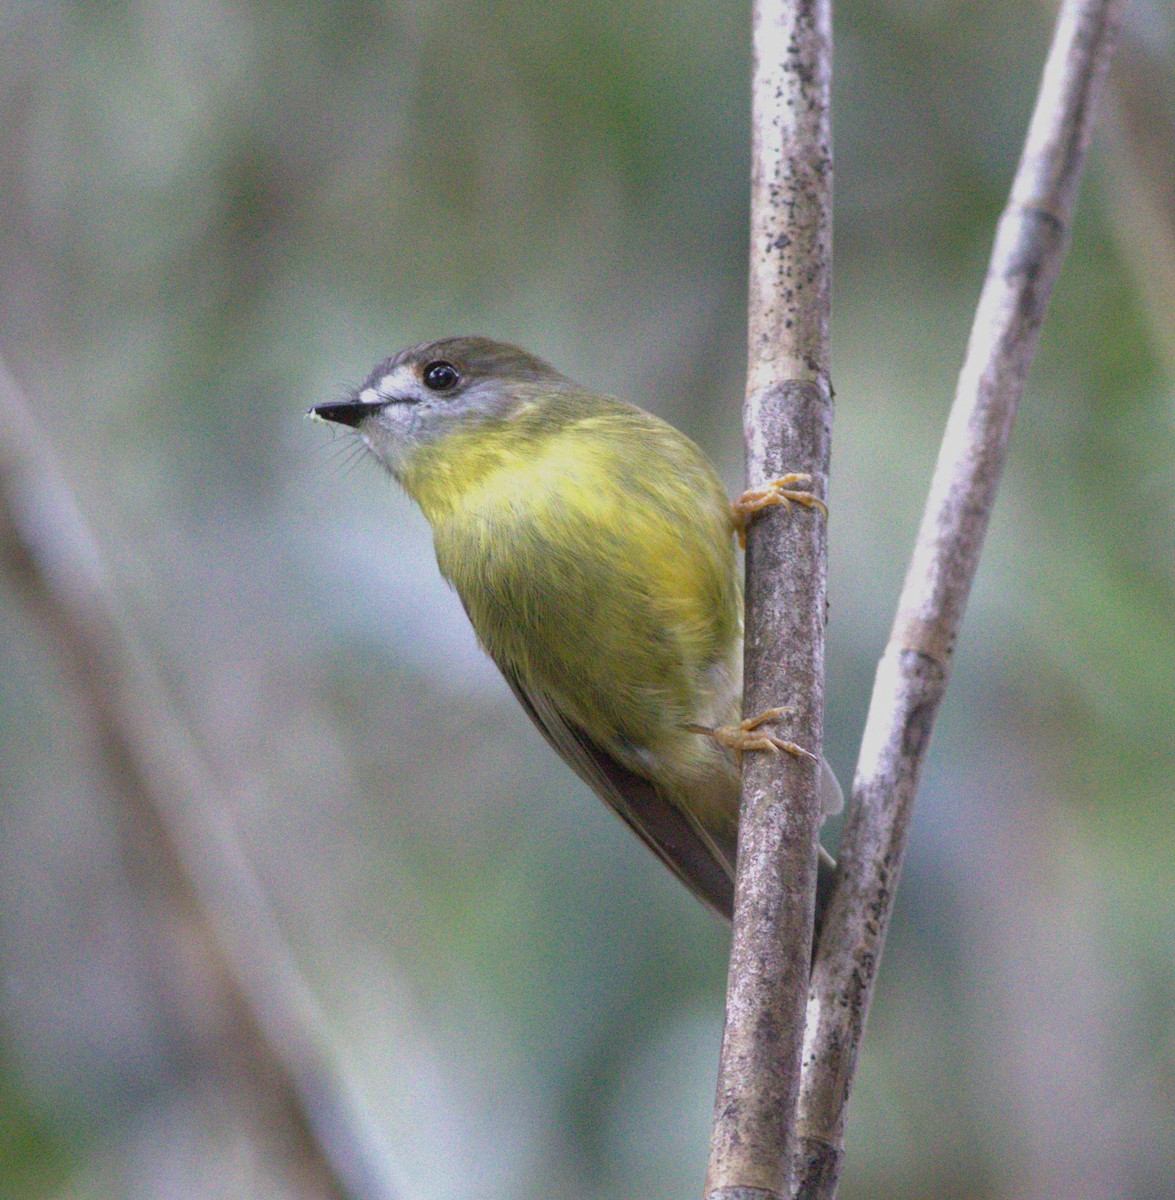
top-left (311, 336), bottom-right (840, 921)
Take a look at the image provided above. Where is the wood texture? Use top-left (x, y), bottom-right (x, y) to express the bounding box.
top-left (705, 1), bottom-right (834, 1196)
top-left (793, 3), bottom-right (1125, 1196)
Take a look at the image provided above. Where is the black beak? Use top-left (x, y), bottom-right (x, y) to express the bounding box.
top-left (309, 399), bottom-right (387, 428)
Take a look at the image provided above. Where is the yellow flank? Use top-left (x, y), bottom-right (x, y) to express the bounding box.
top-left (398, 391), bottom-right (741, 793)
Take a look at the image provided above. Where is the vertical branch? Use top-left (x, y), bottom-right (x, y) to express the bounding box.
top-left (705, 1), bottom-right (834, 1197)
top-left (0, 360), bottom-right (402, 1200)
top-left (793, 2), bottom-right (1125, 1197)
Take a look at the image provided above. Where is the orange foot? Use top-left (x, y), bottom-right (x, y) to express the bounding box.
top-left (689, 708), bottom-right (818, 766)
top-left (732, 474), bottom-right (827, 548)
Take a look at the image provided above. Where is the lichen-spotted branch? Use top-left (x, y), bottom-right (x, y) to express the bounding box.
top-left (705, 1), bottom-right (834, 1196)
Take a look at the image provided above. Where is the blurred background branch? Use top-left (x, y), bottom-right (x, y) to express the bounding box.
top-left (0, 358), bottom-right (400, 1200)
top-left (1104, 10), bottom-right (1175, 377)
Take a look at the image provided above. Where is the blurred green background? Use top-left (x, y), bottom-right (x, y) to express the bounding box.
top-left (1, 0), bottom-right (1172, 1197)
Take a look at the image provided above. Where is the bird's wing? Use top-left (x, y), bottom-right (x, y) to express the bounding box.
top-left (498, 664), bottom-right (735, 921)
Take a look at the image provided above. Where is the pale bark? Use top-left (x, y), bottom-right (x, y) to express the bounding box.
top-left (705, 2), bottom-right (834, 1197)
top-left (793, 3), bottom-right (1125, 1197)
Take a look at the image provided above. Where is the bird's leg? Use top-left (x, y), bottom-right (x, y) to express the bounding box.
top-left (732, 473), bottom-right (827, 548)
top-left (687, 707), bottom-right (818, 767)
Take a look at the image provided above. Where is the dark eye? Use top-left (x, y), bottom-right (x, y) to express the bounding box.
top-left (423, 361), bottom-right (459, 391)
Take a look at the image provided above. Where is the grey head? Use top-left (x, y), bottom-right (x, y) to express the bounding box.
top-left (310, 337), bottom-right (575, 478)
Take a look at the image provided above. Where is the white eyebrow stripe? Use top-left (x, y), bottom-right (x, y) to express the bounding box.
top-left (359, 387), bottom-right (380, 405)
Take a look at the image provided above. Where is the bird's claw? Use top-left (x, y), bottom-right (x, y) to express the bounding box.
top-left (732, 474), bottom-right (828, 548)
top-left (688, 707), bottom-right (818, 767)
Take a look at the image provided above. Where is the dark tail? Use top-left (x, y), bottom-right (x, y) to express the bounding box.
top-left (812, 849), bottom-right (837, 958)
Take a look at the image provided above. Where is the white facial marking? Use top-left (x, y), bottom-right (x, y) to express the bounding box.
top-left (359, 387), bottom-right (380, 405)
top-left (377, 364), bottom-right (417, 399)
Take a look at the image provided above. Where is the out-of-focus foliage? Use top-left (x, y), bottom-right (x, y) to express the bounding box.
top-left (0, 1), bottom-right (1171, 1197)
